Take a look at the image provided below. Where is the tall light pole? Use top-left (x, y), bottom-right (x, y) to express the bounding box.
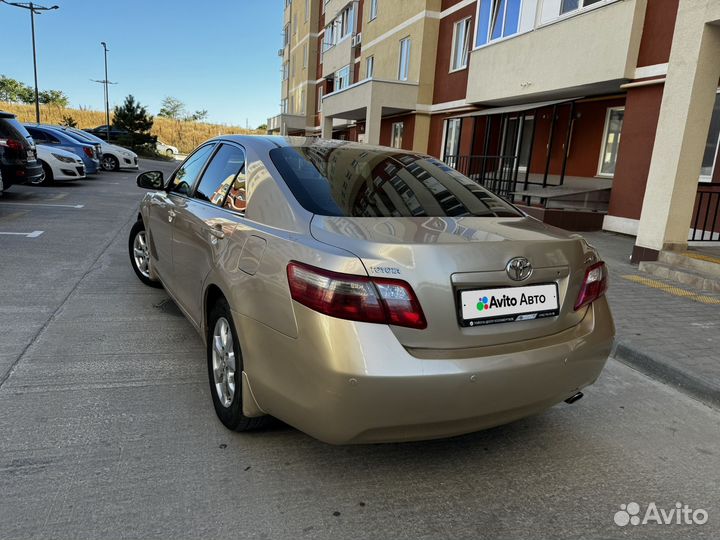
top-left (101, 42), bottom-right (110, 140)
top-left (0, 1), bottom-right (59, 124)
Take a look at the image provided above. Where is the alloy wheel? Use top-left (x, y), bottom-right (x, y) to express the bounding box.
top-left (212, 317), bottom-right (236, 408)
top-left (132, 231), bottom-right (151, 278)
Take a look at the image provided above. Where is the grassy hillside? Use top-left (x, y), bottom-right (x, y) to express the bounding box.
top-left (0, 102), bottom-right (261, 153)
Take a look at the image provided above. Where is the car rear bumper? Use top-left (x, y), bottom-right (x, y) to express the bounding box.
top-left (236, 298), bottom-right (614, 444)
top-left (0, 162), bottom-right (43, 186)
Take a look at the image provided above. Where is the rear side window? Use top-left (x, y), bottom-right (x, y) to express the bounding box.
top-left (194, 144), bottom-right (246, 207)
top-left (269, 146), bottom-right (522, 218)
top-left (25, 127), bottom-right (59, 144)
top-left (169, 143), bottom-right (216, 196)
top-left (1, 117), bottom-right (33, 145)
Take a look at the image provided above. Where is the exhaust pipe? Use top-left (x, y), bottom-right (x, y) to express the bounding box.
top-left (564, 392), bottom-right (584, 404)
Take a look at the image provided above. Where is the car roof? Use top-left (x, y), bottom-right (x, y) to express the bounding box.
top-left (0, 111), bottom-right (17, 119)
top-left (25, 123), bottom-right (93, 144)
top-left (208, 135), bottom-right (419, 157)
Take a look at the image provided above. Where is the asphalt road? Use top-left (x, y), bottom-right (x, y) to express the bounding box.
top-left (1, 160), bottom-right (719, 540)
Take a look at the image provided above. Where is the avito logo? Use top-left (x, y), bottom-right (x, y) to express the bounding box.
top-left (477, 293), bottom-right (547, 312)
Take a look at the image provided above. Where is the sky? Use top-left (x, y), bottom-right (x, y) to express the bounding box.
top-left (0, 0), bottom-right (283, 128)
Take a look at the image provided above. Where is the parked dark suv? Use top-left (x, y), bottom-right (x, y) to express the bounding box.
top-left (0, 111), bottom-right (43, 189)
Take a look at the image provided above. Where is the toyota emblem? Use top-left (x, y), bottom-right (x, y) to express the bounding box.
top-left (506, 257), bottom-right (533, 281)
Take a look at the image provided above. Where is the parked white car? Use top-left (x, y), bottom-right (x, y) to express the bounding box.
top-left (156, 139), bottom-right (179, 156)
top-left (34, 144), bottom-right (86, 185)
top-left (60, 127), bottom-right (139, 172)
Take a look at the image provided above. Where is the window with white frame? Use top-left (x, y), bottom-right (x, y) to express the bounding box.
top-left (283, 24), bottom-right (290, 47)
top-left (398, 37), bottom-right (411, 81)
top-left (560, 0), bottom-right (603, 15)
top-left (281, 98), bottom-right (288, 114)
top-left (323, 23), bottom-right (335, 50)
top-left (323, 4), bottom-right (355, 50)
top-left (303, 43), bottom-right (308, 68)
top-left (369, 0), bottom-right (378, 20)
top-left (700, 91), bottom-right (720, 181)
top-left (305, 0), bottom-right (310, 20)
top-left (300, 89), bottom-right (306, 114)
top-left (317, 86), bottom-right (324, 112)
top-left (391, 122), bottom-right (404, 148)
top-left (334, 65), bottom-right (351, 91)
top-left (443, 118), bottom-right (462, 160)
top-left (282, 61), bottom-right (289, 80)
top-left (598, 107), bottom-right (624, 176)
top-left (366, 56), bottom-right (374, 79)
top-left (450, 17), bottom-right (471, 71)
top-left (293, 14), bottom-right (298, 35)
top-left (475, 0), bottom-right (522, 47)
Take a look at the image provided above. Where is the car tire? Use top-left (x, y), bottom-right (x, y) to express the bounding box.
top-left (102, 154), bottom-right (120, 172)
top-left (128, 220), bottom-right (162, 288)
top-left (207, 298), bottom-right (269, 432)
top-left (166, 149), bottom-right (174, 157)
top-left (34, 161), bottom-right (53, 186)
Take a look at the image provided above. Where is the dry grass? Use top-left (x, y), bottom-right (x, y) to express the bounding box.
top-left (0, 101), bottom-right (261, 153)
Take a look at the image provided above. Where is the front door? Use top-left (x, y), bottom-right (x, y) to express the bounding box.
top-left (155, 143), bottom-right (217, 291)
top-left (171, 143), bottom-right (247, 325)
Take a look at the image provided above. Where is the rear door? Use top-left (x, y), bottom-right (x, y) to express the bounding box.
top-left (170, 143), bottom-right (246, 324)
top-left (147, 143), bottom-right (216, 285)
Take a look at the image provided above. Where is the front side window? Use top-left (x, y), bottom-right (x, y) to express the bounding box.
top-left (598, 107), bottom-right (624, 177)
top-left (451, 18), bottom-right (471, 71)
top-left (476, 0), bottom-right (521, 47)
top-left (398, 37), bottom-right (411, 81)
top-left (194, 144), bottom-right (247, 206)
top-left (391, 122), bottom-right (404, 149)
top-left (269, 146), bottom-right (522, 218)
top-left (560, 0), bottom-right (603, 15)
top-left (170, 143), bottom-right (216, 195)
top-left (700, 91), bottom-right (720, 181)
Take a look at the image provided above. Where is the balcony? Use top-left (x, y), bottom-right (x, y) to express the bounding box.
top-left (466, 0), bottom-right (646, 104)
top-left (322, 35), bottom-right (353, 77)
top-left (322, 78), bottom-right (419, 121)
top-left (267, 113), bottom-right (307, 134)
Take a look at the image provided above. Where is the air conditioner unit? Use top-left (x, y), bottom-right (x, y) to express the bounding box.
top-left (278, 48), bottom-right (284, 57)
top-left (352, 33), bottom-right (362, 47)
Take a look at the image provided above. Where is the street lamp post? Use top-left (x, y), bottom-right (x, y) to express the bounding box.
top-left (101, 42), bottom-right (110, 141)
top-left (0, 1), bottom-right (59, 124)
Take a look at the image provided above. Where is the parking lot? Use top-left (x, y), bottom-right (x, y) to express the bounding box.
top-left (1, 161), bottom-right (719, 539)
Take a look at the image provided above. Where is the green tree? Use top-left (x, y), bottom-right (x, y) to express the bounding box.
top-left (38, 89), bottom-right (69, 107)
top-left (60, 115), bottom-right (78, 128)
top-left (185, 109), bottom-right (208, 122)
top-left (158, 96), bottom-right (185, 120)
top-left (257, 123), bottom-right (268, 131)
top-left (0, 75), bottom-right (34, 103)
top-left (113, 95), bottom-right (156, 149)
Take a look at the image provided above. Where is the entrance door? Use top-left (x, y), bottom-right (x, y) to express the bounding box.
top-left (700, 90), bottom-right (720, 183)
top-left (500, 115), bottom-right (534, 173)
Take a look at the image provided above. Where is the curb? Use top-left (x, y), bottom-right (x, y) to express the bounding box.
top-left (613, 341), bottom-right (720, 410)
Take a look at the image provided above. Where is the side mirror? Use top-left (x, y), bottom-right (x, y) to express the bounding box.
top-left (137, 170), bottom-right (165, 190)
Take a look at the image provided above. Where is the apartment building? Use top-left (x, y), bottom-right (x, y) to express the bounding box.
top-left (270, 0), bottom-right (720, 261)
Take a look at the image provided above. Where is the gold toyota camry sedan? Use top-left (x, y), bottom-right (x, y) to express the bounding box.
top-left (129, 136), bottom-right (614, 444)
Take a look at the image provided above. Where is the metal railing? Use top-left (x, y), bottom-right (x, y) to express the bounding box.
top-left (691, 183), bottom-right (720, 241)
top-left (444, 154), bottom-right (521, 198)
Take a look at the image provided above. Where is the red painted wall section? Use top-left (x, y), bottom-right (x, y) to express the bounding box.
top-left (608, 84), bottom-right (665, 220)
top-left (380, 114), bottom-right (416, 150)
top-left (636, 0), bottom-right (679, 67)
top-left (433, 2), bottom-right (475, 104)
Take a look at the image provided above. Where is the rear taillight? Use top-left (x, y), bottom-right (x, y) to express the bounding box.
top-left (574, 261), bottom-right (608, 311)
top-left (83, 147), bottom-right (94, 158)
top-left (0, 138), bottom-right (24, 153)
top-left (287, 261), bottom-right (427, 329)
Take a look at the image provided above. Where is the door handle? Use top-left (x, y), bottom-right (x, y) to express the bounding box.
top-left (208, 224), bottom-right (225, 240)
top-left (168, 209), bottom-right (176, 222)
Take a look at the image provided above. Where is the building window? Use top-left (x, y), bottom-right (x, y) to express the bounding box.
top-left (443, 118), bottom-right (462, 161)
top-left (598, 107), bottom-right (624, 176)
top-left (391, 122), bottom-right (404, 148)
top-left (475, 0), bottom-right (521, 47)
top-left (303, 43), bottom-right (308, 68)
top-left (366, 56), bottom-right (374, 79)
top-left (283, 24), bottom-right (290, 47)
top-left (338, 5), bottom-right (355, 40)
top-left (305, 0), bottom-right (310, 20)
top-left (323, 23), bottom-right (335, 50)
top-left (282, 61), bottom-right (289, 80)
top-left (369, 0), bottom-right (378, 20)
top-left (450, 17), bottom-right (471, 72)
top-left (281, 98), bottom-right (288, 114)
top-left (293, 14), bottom-right (298, 35)
top-left (700, 91), bottom-right (720, 181)
top-left (560, 0), bottom-right (604, 15)
top-left (318, 87), bottom-right (324, 112)
top-left (398, 37), bottom-right (411, 81)
top-left (300, 89), bottom-right (306, 114)
top-left (334, 65), bottom-right (351, 91)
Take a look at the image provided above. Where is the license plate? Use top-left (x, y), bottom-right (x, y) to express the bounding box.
top-left (458, 283), bottom-right (559, 327)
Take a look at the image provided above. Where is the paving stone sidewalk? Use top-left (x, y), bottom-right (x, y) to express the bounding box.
top-left (581, 231), bottom-right (720, 408)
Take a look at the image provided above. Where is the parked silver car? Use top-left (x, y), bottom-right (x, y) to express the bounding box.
top-left (129, 136), bottom-right (614, 444)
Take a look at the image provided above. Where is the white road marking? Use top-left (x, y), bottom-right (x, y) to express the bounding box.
top-left (0, 230), bottom-right (44, 238)
top-left (0, 202), bottom-right (84, 209)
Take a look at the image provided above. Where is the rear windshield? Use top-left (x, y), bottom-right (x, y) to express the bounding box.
top-left (0, 116), bottom-right (33, 146)
top-left (269, 146), bottom-right (522, 218)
